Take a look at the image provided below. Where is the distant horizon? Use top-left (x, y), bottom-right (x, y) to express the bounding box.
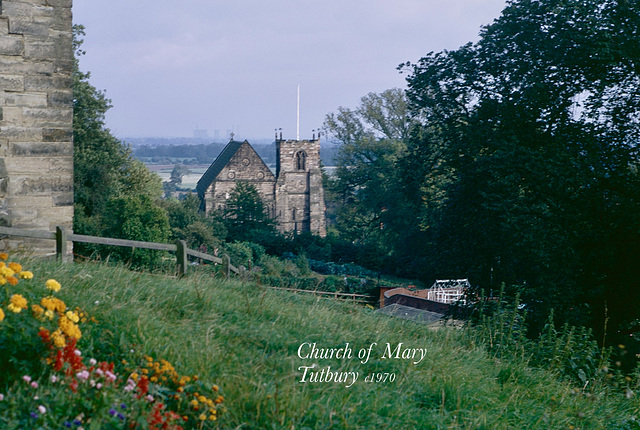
top-left (122, 135), bottom-right (341, 146)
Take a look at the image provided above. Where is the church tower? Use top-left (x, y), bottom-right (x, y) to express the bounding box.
top-left (275, 132), bottom-right (326, 237)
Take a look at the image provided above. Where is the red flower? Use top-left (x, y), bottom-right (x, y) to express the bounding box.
top-left (137, 376), bottom-right (150, 397)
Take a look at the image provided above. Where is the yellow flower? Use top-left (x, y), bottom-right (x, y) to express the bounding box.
top-left (0, 308), bottom-right (5, 322)
top-left (198, 414), bottom-right (207, 421)
top-left (0, 267), bottom-right (15, 277)
top-left (44, 310), bottom-right (54, 320)
top-left (190, 399), bottom-right (199, 408)
top-left (45, 279), bottom-right (61, 292)
top-left (209, 414), bottom-right (217, 421)
top-left (0, 277), bottom-right (6, 286)
top-left (19, 271), bottom-right (34, 280)
top-left (9, 294), bottom-right (28, 311)
top-left (58, 315), bottom-right (81, 340)
top-left (51, 329), bottom-right (66, 348)
top-left (65, 310), bottom-right (79, 323)
top-left (41, 297), bottom-right (66, 313)
top-left (8, 262), bottom-right (22, 273)
top-left (32, 304), bottom-right (45, 317)
top-left (0, 252), bottom-right (8, 260)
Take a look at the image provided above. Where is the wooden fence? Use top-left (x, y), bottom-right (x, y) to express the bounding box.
top-left (265, 286), bottom-right (370, 303)
top-left (0, 226), bottom-right (238, 277)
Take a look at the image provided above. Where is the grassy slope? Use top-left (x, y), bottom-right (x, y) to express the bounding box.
top-left (29, 259), bottom-right (639, 429)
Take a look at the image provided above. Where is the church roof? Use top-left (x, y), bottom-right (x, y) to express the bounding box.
top-left (196, 140), bottom-right (245, 197)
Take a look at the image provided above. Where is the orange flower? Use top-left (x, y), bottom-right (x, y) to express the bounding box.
top-left (0, 252), bottom-right (8, 260)
top-left (7, 276), bottom-right (18, 286)
top-left (8, 262), bottom-right (22, 272)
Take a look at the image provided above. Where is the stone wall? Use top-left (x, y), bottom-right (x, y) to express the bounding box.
top-left (202, 142), bottom-right (276, 217)
top-left (275, 139), bottom-right (326, 237)
top-left (0, 0), bottom-right (74, 252)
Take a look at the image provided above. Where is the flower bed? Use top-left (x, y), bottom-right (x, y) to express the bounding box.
top-left (0, 253), bottom-right (225, 429)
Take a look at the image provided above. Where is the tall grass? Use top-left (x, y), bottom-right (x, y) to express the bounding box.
top-left (13, 258), bottom-right (640, 429)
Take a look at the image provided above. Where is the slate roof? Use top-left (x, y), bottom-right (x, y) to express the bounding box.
top-left (196, 140), bottom-right (245, 198)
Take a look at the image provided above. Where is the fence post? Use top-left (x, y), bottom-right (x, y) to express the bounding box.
top-left (56, 226), bottom-right (67, 261)
top-left (222, 254), bottom-right (230, 279)
top-left (176, 240), bottom-right (188, 277)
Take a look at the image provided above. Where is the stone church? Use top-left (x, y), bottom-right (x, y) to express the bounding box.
top-left (196, 134), bottom-right (327, 237)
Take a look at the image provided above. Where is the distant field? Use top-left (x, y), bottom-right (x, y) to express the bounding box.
top-left (145, 165), bottom-right (210, 191)
top-left (146, 164), bottom-right (337, 191)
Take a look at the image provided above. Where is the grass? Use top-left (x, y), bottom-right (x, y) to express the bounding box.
top-left (12, 257), bottom-right (640, 429)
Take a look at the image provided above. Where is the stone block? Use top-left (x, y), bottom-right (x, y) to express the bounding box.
top-left (9, 19), bottom-right (49, 37)
top-left (0, 18), bottom-right (9, 36)
top-left (42, 127), bottom-right (72, 142)
top-left (47, 90), bottom-right (71, 107)
top-left (4, 92), bottom-right (47, 107)
top-left (4, 156), bottom-right (72, 175)
top-left (0, 106), bottom-right (22, 124)
top-left (23, 107), bottom-right (72, 127)
top-left (0, 125), bottom-right (41, 141)
top-left (6, 195), bottom-right (54, 209)
top-left (2, 2), bottom-right (33, 18)
top-left (12, 141), bottom-right (72, 156)
top-left (52, 58), bottom-right (72, 74)
top-left (52, 192), bottom-right (72, 206)
top-left (12, 175), bottom-right (72, 196)
top-left (49, 7), bottom-right (71, 31)
top-left (0, 55), bottom-right (52, 75)
top-left (24, 39), bottom-right (55, 59)
top-left (24, 75), bottom-right (71, 91)
top-left (33, 5), bottom-right (54, 19)
top-left (46, 0), bottom-right (73, 8)
top-left (0, 73), bottom-right (24, 91)
top-left (0, 35), bottom-right (24, 55)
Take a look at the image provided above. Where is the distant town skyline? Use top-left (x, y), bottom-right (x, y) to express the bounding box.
top-left (73, 0), bottom-right (508, 140)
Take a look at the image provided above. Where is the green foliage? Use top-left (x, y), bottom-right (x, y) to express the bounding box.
top-left (397, 0), bottom-right (640, 338)
top-left (222, 182), bottom-right (277, 242)
top-left (323, 89), bottom-right (414, 261)
top-left (163, 193), bottom-right (226, 253)
top-left (101, 195), bottom-right (171, 268)
top-left (223, 241), bottom-right (265, 269)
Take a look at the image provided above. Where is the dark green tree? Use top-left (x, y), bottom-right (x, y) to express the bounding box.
top-left (401, 0), bottom-right (640, 334)
top-left (222, 182), bottom-right (277, 242)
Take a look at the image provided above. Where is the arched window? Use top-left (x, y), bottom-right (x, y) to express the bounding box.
top-left (295, 151), bottom-right (307, 171)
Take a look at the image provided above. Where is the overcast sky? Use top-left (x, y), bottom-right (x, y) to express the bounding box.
top-left (73, 0), bottom-right (507, 141)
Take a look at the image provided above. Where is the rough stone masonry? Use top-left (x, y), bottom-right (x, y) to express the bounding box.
top-left (0, 0), bottom-right (74, 252)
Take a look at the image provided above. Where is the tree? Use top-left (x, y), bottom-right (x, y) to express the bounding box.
top-left (73, 25), bottom-right (171, 264)
top-left (169, 165), bottom-right (192, 186)
top-left (223, 182), bottom-right (277, 242)
top-left (323, 88), bottom-right (418, 272)
top-left (163, 193), bottom-right (226, 252)
top-left (401, 0), bottom-right (640, 334)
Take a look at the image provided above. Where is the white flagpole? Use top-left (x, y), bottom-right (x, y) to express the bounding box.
top-left (297, 84), bottom-right (300, 141)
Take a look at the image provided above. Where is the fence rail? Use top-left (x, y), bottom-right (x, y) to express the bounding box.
top-left (0, 225), bottom-right (238, 276)
top-left (266, 286), bottom-right (370, 303)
